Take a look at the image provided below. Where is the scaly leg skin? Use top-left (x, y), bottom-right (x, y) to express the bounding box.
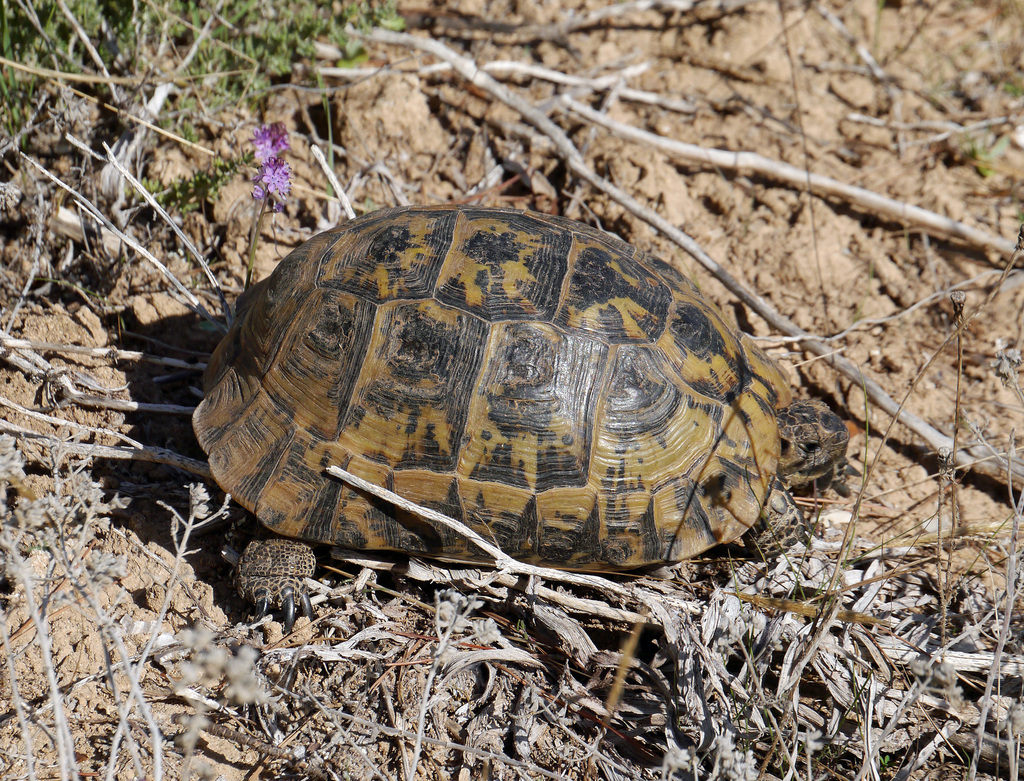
top-left (237, 539), bottom-right (316, 632)
top-left (746, 478), bottom-right (812, 561)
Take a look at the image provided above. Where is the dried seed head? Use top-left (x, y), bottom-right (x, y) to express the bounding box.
top-left (937, 447), bottom-right (956, 482)
top-left (87, 551), bottom-right (127, 588)
top-left (0, 434), bottom-right (26, 483)
top-left (175, 627), bottom-right (269, 706)
top-left (435, 588), bottom-right (482, 635)
top-left (223, 645), bottom-right (267, 706)
top-left (949, 290), bottom-right (966, 325)
top-left (991, 347), bottom-right (1022, 388)
top-left (711, 731), bottom-right (758, 781)
top-left (662, 745), bottom-right (696, 775)
top-left (13, 496), bottom-right (57, 532)
top-left (189, 483), bottom-right (212, 520)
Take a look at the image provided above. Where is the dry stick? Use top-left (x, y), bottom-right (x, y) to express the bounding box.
top-left (815, 4), bottom-right (888, 84)
top-left (310, 145), bottom-right (356, 220)
top-left (0, 393), bottom-right (149, 450)
top-left (360, 27), bottom-right (1024, 488)
top-left (409, 0), bottom-right (757, 42)
top-left (314, 59), bottom-right (698, 114)
top-left (0, 417), bottom-right (211, 479)
top-left (560, 97), bottom-right (1016, 259)
top-left (0, 334), bottom-right (196, 415)
top-left (99, 141), bottom-right (227, 319)
top-left (0, 335), bottom-right (202, 372)
top-left (327, 465), bottom-right (636, 602)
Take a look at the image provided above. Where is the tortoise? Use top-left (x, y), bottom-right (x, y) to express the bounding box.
top-left (193, 205), bottom-right (849, 627)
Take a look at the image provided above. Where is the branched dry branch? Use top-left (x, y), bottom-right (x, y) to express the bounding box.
top-left (0, 416), bottom-right (211, 477)
top-left (560, 96), bottom-right (1015, 259)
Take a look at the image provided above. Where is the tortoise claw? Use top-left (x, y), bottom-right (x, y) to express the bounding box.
top-left (281, 590), bottom-right (296, 634)
top-left (255, 595), bottom-right (272, 620)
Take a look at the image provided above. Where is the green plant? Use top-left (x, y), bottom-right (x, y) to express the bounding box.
top-left (0, 0), bottom-right (406, 137)
top-left (143, 154), bottom-right (249, 214)
top-left (961, 132), bottom-right (1010, 177)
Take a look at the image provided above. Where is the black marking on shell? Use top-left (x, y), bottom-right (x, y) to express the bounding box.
top-left (263, 290), bottom-right (377, 440)
top-left (468, 323), bottom-right (607, 491)
top-left (601, 345), bottom-right (680, 440)
top-left (346, 300), bottom-right (490, 471)
top-left (661, 477), bottom-right (718, 553)
top-left (670, 302), bottom-right (729, 363)
top-left (435, 210), bottom-right (572, 320)
top-left (555, 243), bottom-right (672, 343)
top-left (322, 208), bottom-right (457, 300)
top-left (225, 414), bottom-right (295, 514)
top-left (473, 493), bottom-right (535, 556)
top-left (537, 502), bottom-right (601, 564)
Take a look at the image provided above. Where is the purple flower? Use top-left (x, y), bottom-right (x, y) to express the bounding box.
top-left (252, 157), bottom-right (292, 211)
top-left (251, 123), bottom-right (289, 163)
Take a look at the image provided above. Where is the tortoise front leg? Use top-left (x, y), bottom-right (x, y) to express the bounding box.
top-left (237, 539), bottom-right (316, 631)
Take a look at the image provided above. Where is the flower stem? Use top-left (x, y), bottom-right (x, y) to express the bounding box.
top-left (245, 196), bottom-right (268, 290)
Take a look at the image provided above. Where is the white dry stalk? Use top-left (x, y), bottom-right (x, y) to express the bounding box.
top-left (1, 415), bottom-right (211, 479)
top-left (17, 151), bottom-right (220, 330)
top-left (316, 59), bottom-right (699, 114)
top-left (398, 558), bottom-right (652, 625)
top-left (98, 81), bottom-right (173, 204)
top-left (0, 333), bottom-right (196, 418)
top-left (0, 334), bottom-right (203, 371)
top-left (53, 0), bottom-right (119, 99)
top-left (10, 360), bottom-right (193, 415)
top-left (0, 393), bottom-right (147, 449)
top-left (845, 113), bottom-right (1015, 148)
top-left (326, 465), bottom-right (635, 601)
top-left (99, 140), bottom-right (227, 316)
top-left (310, 144), bottom-right (356, 221)
top-left (892, 720), bottom-right (963, 781)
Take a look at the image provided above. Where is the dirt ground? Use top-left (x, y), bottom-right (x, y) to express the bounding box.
top-left (3, 0), bottom-right (1024, 778)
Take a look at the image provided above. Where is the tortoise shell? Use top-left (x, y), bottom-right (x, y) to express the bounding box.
top-left (193, 205), bottom-right (794, 568)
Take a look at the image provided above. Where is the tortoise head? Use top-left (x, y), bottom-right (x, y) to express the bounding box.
top-left (776, 399), bottom-right (850, 487)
